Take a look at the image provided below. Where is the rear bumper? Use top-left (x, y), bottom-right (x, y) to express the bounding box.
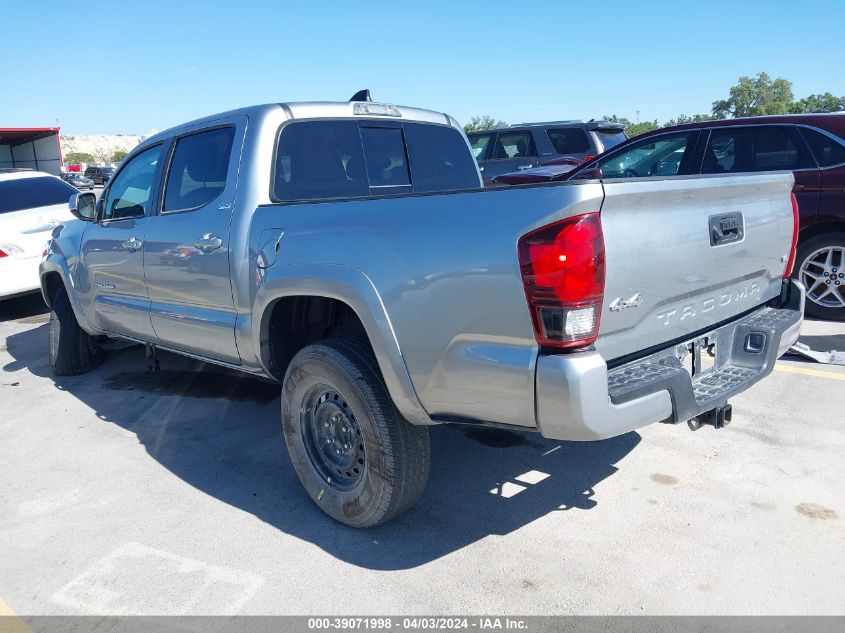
top-left (0, 255), bottom-right (42, 299)
top-left (535, 279), bottom-right (804, 441)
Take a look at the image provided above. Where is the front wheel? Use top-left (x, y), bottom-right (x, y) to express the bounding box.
top-left (794, 232), bottom-right (845, 321)
top-left (48, 289), bottom-right (104, 375)
top-left (281, 338), bottom-right (430, 528)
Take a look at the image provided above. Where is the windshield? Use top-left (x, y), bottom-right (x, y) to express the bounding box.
top-left (0, 177), bottom-right (77, 214)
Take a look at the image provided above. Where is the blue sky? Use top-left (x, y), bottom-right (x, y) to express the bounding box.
top-left (3, 0), bottom-right (843, 134)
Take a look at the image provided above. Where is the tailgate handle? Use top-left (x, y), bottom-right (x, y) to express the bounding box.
top-left (709, 213), bottom-right (744, 246)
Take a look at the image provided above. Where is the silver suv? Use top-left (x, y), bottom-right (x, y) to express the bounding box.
top-left (467, 120), bottom-right (627, 180)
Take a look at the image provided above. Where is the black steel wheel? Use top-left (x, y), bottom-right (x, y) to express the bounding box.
top-left (281, 338), bottom-right (430, 528)
top-left (300, 385), bottom-right (366, 491)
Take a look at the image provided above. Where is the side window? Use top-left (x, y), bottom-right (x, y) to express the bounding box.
top-left (274, 121), bottom-right (368, 202)
top-left (546, 128), bottom-right (591, 154)
top-left (800, 127), bottom-right (845, 168)
top-left (595, 132), bottom-right (696, 178)
top-left (702, 126), bottom-right (815, 174)
top-left (102, 145), bottom-right (163, 221)
top-left (467, 133), bottom-right (494, 160)
top-left (492, 131), bottom-right (535, 159)
top-left (163, 127), bottom-right (235, 212)
top-left (594, 128), bottom-right (628, 152)
top-left (360, 127), bottom-right (411, 189)
top-left (404, 123), bottom-right (481, 192)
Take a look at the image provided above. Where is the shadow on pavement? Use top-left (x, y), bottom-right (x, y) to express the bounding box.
top-left (796, 333), bottom-right (845, 353)
top-left (0, 293), bottom-right (49, 323)
top-left (4, 323), bottom-right (640, 570)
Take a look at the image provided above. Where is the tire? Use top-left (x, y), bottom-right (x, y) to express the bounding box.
top-left (793, 231), bottom-right (845, 321)
top-left (281, 338), bottom-right (430, 528)
top-left (48, 288), bottom-right (104, 375)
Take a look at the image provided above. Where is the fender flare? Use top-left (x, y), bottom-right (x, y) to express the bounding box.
top-left (253, 263), bottom-right (432, 426)
top-left (39, 257), bottom-right (98, 335)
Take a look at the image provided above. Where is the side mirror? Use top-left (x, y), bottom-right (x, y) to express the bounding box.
top-left (573, 166), bottom-right (603, 180)
top-left (69, 192), bottom-right (97, 221)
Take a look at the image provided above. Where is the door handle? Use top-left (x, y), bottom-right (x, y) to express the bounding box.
top-left (194, 232), bottom-right (223, 252)
top-left (517, 164), bottom-right (534, 171)
top-left (122, 237), bottom-right (143, 251)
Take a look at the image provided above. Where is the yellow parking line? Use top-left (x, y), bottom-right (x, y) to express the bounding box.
top-left (0, 597), bottom-right (32, 633)
top-left (775, 363), bottom-right (845, 381)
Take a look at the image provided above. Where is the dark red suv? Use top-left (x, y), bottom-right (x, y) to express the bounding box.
top-left (554, 113), bottom-right (845, 321)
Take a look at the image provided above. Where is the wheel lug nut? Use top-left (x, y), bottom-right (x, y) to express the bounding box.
top-left (335, 448), bottom-right (342, 455)
top-left (342, 425), bottom-right (349, 433)
top-left (344, 443), bottom-right (351, 450)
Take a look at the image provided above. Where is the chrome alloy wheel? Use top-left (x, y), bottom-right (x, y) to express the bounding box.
top-left (799, 246), bottom-right (845, 309)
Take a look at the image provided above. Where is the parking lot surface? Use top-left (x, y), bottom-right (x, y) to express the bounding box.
top-left (1, 294), bottom-right (843, 615)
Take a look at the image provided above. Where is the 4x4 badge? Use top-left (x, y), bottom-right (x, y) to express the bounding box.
top-left (609, 293), bottom-right (644, 312)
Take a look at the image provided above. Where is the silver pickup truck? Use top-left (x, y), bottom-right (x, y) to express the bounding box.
top-left (40, 98), bottom-right (804, 527)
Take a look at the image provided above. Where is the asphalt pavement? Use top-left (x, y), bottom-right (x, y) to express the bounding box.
top-left (1, 294), bottom-right (842, 615)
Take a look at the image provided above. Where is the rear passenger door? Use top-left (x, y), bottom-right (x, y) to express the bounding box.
top-left (699, 124), bottom-right (820, 218)
top-left (142, 118), bottom-right (245, 364)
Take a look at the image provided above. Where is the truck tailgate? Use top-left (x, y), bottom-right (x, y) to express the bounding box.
top-left (596, 172), bottom-right (796, 362)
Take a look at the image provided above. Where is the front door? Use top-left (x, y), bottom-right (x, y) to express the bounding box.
top-left (79, 144), bottom-right (165, 339)
top-left (142, 120), bottom-right (244, 364)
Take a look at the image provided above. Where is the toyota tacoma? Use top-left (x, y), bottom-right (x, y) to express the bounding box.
top-left (40, 96), bottom-right (804, 527)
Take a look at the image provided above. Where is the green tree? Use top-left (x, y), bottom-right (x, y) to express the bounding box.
top-left (792, 92), bottom-right (845, 113)
top-left (463, 115), bottom-right (508, 132)
top-left (664, 113), bottom-right (717, 126)
top-left (602, 115), bottom-right (659, 139)
top-left (111, 150), bottom-right (129, 163)
top-left (63, 152), bottom-right (96, 165)
top-left (712, 72), bottom-right (794, 118)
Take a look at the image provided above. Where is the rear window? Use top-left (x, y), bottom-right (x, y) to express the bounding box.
top-left (273, 120), bottom-right (479, 202)
top-left (799, 127), bottom-right (845, 167)
top-left (546, 128), bottom-right (590, 154)
top-left (403, 123), bottom-right (480, 193)
top-left (360, 127), bottom-right (411, 190)
top-left (0, 176), bottom-right (77, 214)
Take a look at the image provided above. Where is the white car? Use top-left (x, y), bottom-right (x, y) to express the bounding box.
top-left (0, 170), bottom-right (79, 300)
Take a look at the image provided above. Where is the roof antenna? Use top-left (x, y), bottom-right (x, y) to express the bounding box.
top-left (349, 89), bottom-right (372, 102)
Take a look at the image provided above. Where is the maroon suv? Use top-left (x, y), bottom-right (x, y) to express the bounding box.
top-left (508, 113), bottom-right (845, 320)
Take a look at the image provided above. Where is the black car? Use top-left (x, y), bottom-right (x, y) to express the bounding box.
top-left (83, 166), bottom-right (115, 186)
top-left (61, 172), bottom-right (95, 190)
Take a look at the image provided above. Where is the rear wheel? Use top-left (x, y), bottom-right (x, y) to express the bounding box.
top-left (281, 338), bottom-right (430, 528)
top-left (48, 289), bottom-right (104, 375)
top-left (794, 232), bottom-right (845, 321)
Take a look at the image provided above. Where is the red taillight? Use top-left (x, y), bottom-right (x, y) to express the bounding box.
top-left (518, 213), bottom-right (605, 349)
top-left (784, 192), bottom-right (800, 277)
top-left (0, 248), bottom-right (7, 259)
